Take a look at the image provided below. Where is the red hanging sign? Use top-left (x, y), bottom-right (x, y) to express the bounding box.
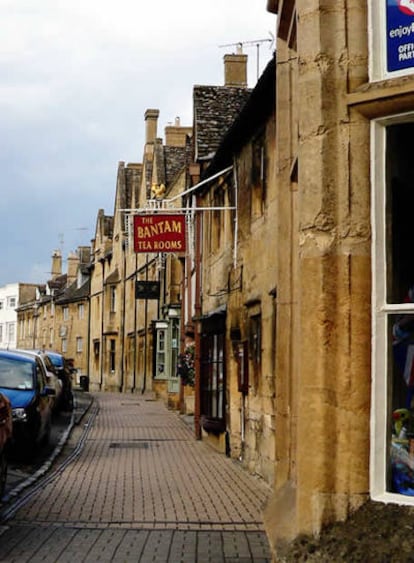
top-left (133, 214), bottom-right (186, 253)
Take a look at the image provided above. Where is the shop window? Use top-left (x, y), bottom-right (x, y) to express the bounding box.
top-left (201, 333), bottom-right (225, 430)
top-left (168, 318), bottom-right (180, 393)
top-left (372, 117), bottom-right (414, 503)
top-left (155, 325), bottom-right (167, 378)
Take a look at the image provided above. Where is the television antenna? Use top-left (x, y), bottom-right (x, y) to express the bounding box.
top-left (219, 33), bottom-right (274, 80)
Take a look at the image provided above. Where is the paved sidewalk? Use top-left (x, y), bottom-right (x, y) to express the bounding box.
top-left (0, 392), bottom-right (272, 562)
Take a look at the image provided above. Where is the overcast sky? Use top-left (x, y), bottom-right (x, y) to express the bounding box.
top-left (1, 1), bottom-right (275, 287)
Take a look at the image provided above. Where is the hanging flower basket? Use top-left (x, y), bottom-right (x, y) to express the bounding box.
top-left (177, 344), bottom-right (195, 387)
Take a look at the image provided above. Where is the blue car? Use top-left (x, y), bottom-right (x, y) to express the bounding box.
top-left (0, 349), bottom-right (55, 456)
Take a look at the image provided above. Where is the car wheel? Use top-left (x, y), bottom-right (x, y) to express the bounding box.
top-left (0, 449), bottom-right (7, 498)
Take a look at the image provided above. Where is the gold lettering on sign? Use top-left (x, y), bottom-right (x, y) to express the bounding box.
top-left (137, 220), bottom-right (182, 239)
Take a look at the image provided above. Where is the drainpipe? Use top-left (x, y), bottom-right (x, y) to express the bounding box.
top-left (179, 257), bottom-right (186, 413)
top-left (87, 294), bottom-right (91, 386)
top-left (100, 259), bottom-right (105, 390)
top-left (132, 253), bottom-right (138, 393)
top-left (120, 241), bottom-right (126, 392)
top-left (141, 253), bottom-right (149, 394)
top-left (194, 196), bottom-right (202, 440)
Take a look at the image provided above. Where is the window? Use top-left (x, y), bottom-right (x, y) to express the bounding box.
top-left (372, 116), bottom-right (414, 504)
top-left (110, 286), bottom-right (116, 312)
top-left (7, 296), bottom-right (16, 309)
top-left (63, 307), bottom-right (69, 321)
top-left (200, 313), bottom-right (226, 429)
top-left (249, 314), bottom-right (262, 368)
top-left (200, 332), bottom-right (225, 422)
top-left (7, 322), bottom-right (16, 343)
top-left (109, 339), bottom-right (116, 372)
top-left (155, 326), bottom-right (167, 378)
top-left (76, 337), bottom-right (83, 353)
top-left (0, 301), bottom-right (3, 310)
top-left (62, 338), bottom-right (67, 354)
top-left (78, 303), bottom-right (84, 320)
top-left (211, 187), bottom-right (225, 251)
top-left (251, 131), bottom-right (267, 218)
top-left (0, 325), bottom-right (3, 343)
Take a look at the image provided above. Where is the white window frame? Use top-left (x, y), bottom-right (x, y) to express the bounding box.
top-left (63, 306), bottom-right (69, 321)
top-left (76, 336), bottom-right (83, 353)
top-left (7, 322), bottom-right (16, 343)
top-left (369, 1), bottom-right (414, 82)
top-left (78, 303), bottom-right (84, 320)
top-left (371, 112), bottom-right (414, 505)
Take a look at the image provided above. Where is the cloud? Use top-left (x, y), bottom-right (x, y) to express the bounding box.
top-left (0, 0), bottom-right (275, 285)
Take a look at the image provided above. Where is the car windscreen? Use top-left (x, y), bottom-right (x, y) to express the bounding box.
top-left (0, 357), bottom-right (34, 390)
top-left (47, 354), bottom-right (64, 368)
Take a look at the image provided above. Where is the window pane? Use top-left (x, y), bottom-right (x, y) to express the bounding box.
top-left (386, 124), bottom-right (414, 303)
top-left (389, 313), bottom-right (414, 495)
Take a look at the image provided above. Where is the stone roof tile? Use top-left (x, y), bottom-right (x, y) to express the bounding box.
top-left (193, 86), bottom-right (252, 161)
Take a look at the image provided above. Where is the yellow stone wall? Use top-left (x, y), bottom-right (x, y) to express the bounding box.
top-left (264, 0), bottom-right (372, 549)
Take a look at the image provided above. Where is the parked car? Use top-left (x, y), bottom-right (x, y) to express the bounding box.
top-left (0, 349), bottom-right (55, 457)
top-left (0, 391), bottom-right (12, 497)
top-left (14, 349), bottom-right (62, 412)
top-left (39, 351), bottom-right (74, 411)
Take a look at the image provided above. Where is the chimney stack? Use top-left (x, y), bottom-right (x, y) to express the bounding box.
top-left (51, 250), bottom-right (62, 280)
top-left (224, 51), bottom-right (248, 88)
top-left (67, 251), bottom-right (79, 286)
top-left (145, 109), bottom-right (159, 144)
top-left (165, 116), bottom-right (192, 147)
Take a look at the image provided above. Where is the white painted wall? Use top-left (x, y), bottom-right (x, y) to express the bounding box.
top-left (0, 283), bottom-right (19, 349)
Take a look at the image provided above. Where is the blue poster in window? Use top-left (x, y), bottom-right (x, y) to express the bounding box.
top-left (387, 0), bottom-right (414, 72)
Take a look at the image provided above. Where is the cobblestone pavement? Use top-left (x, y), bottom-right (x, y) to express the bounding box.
top-left (0, 392), bottom-right (272, 562)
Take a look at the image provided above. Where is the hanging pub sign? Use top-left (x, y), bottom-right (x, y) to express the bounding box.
top-left (133, 214), bottom-right (186, 253)
top-left (135, 280), bottom-right (160, 299)
top-left (386, 0), bottom-right (414, 72)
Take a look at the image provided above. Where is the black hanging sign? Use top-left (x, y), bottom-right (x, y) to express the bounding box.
top-left (135, 281), bottom-right (160, 300)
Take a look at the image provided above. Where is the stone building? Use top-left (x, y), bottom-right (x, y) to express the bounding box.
top-left (88, 113), bottom-right (192, 397)
top-left (16, 248), bottom-right (91, 378)
top-left (192, 54), bottom-right (277, 484)
top-left (259, 0), bottom-right (414, 558)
